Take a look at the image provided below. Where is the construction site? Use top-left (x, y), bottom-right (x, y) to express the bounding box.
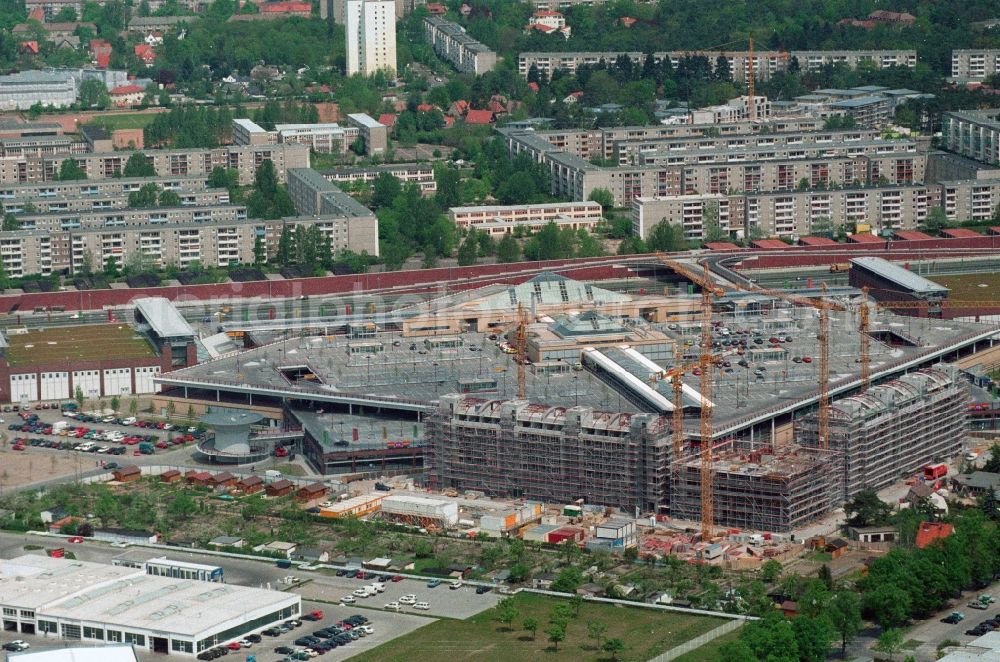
top-left (152, 260), bottom-right (1000, 534)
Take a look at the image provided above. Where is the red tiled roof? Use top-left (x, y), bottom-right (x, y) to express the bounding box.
top-left (111, 84), bottom-right (144, 95)
top-left (915, 521), bottom-right (953, 549)
top-left (134, 44), bottom-right (155, 62)
top-left (847, 233), bottom-right (882, 243)
top-left (416, 103), bottom-right (434, 112)
top-left (988, 226), bottom-right (1000, 236)
top-left (752, 239), bottom-right (789, 249)
top-left (28, 6), bottom-right (44, 20)
top-left (704, 241), bottom-right (740, 251)
top-left (261, 0), bottom-right (311, 12)
top-left (526, 23), bottom-right (556, 33)
top-left (940, 228), bottom-right (980, 238)
top-left (798, 236), bottom-right (838, 246)
top-left (425, 2), bottom-right (446, 14)
top-left (464, 109), bottom-right (494, 124)
top-left (894, 230), bottom-right (933, 241)
top-left (533, 10), bottom-right (562, 17)
top-left (528, 82), bottom-right (539, 92)
top-left (19, 41), bottom-right (39, 54)
top-left (95, 53), bottom-right (110, 68)
top-left (378, 113), bottom-right (397, 127)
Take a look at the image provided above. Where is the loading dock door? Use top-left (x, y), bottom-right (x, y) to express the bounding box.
top-left (152, 636), bottom-right (168, 654)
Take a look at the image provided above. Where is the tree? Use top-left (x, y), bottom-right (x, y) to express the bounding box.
top-left (702, 202), bottom-right (727, 242)
top-left (549, 603), bottom-right (573, 626)
top-left (741, 614), bottom-right (799, 662)
top-left (129, 398), bottom-right (138, 416)
top-left (457, 234), bottom-right (479, 266)
top-left (760, 559), bottom-right (782, 583)
top-left (79, 250), bottom-right (94, 276)
top-left (123, 152), bottom-right (156, 177)
top-left (981, 442), bottom-right (1000, 473)
top-left (646, 219), bottom-right (686, 251)
top-left (603, 638), bottom-right (625, 661)
top-left (546, 622), bottom-right (566, 651)
top-left (167, 492), bottom-right (197, 520)
top-left (586, 620), bottom-right (607, 650)
top-left (208, 166), bottom-right (239, 193)
top-left (58, 159), bottom-right (87, 181)
top-left (793, 616), bottom-right (834, 662)
top-left (159, 189), bottom-right (181, 207)
top-left (798, 580), bottom-right (830, 619)
top-left (103, 256), bottom-right (118, 278)
top-left (372, 173), bottom-right (403, 209)
top-left (167, 400), bottom-right (176, 420)
top-left (552, 566), bottom-right (583, 593)
top-left (923, 206), bottom-right (949, 232)
top-left (128, 183), bottom-right (161, 208)
top-left (110, 395), bottom-right (120, 413)
top-left (496, 233), bottom-right (521, 263)
top-left (588, 188), bottom-right (615, 211)
top-left (79, 78), bottom-right (109, 109)
top-left (435, 166), bottom-right (462, 209)
top-left (874, 628), bottom-right (904, 661)
top-left (845, 489), bottom-right (893, 527)
top-left (827, 591), bottom-right (862, 656)
top-left (253, 235), bottom-right (267, 265)
top-left (254, 160), bottom-right (278, 199)
top-left (495, 598), bottom-right (519, 630)
top-left (2, 213), bottom-right (20, 231)
top-left (863, 584), bottom-right (911, 629)
top-left (522, 617), bottom-right (538, 640)
top-left (75, 386), bottom-right (85, 410)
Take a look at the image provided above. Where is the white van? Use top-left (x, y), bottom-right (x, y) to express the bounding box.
top-left (370, 582), bottom-right (386, 593)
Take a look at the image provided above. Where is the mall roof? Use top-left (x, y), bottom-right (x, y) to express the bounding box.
top-left (134, 297), bottom-right (196, 339)
top-left (850, 256), bottom-right (950, 294)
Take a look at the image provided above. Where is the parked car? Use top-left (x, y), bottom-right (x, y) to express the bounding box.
top-left (427, 579), bottom-right (442, 588)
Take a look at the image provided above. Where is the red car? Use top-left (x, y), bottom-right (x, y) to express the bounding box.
top-left (391, 575), bottom-right (405, 582)
top-left (67, 536), bottom-right (83, 543)
top-left (802, 357), bottom-right (813, 363)
top-left (226, 642), bottom-right (241, 651)
top-left (12, 444), bottom-right (25, 451)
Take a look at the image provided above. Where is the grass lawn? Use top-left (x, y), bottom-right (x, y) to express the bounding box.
top-left (672, 627), bottom-right (742, 662)
top-left (90, 112), bottom-right (157, 131)
top-left (6, 324), bottom-right (156, 366)
top-left (929, 273), bottom-right (1000, 302)
top-left (273, 464), bottom-right (307, 476)
top-left (349, 592), bottom-right (726, 662)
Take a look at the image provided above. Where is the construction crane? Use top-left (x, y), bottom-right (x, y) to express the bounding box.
top-left (747, 37), bottom-right (755, 121)
top-left (858, 287), bottom-right (871, 392)
top-left (697, 263), bottom-right (716, 537)
top-left (515, 303), bottom-right (529, 400)
top-left (657, 254), bottom-right (721, 538)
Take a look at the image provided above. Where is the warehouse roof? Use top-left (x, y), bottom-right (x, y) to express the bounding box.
top-left (134, 297), bottom-right (196, 339)
top-left (8, 645), bottom-right (139, 662)
top-left (0, 555), bottom-right (298, 638)
top-left (850, 256), bottom-right (950, 294)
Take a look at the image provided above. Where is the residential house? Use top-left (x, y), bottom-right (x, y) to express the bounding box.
top-left (48, 515), bottom-right (84, 534)
top-left (378, 113), bottom-right (397, 127)
top-left (210, 472), bottom-right (238, 489)
top-left (40, 506), bottom-right (67, 524)
top-left (266, 478), bottom-right (295, 497)
top-left (825, 538), bottom-right (849, 559)
top-left (296, 482), bottom-right (327, 502)
top-left (449, 99), bottom-right (470, 117)
top-left (109, 84), bottom-right (144, 108)
top-left (464, 109), bottom-right (494, 125)
top-left (525, 10), bottom-right (570, 38)
top-left (19, 41), bottom-right (40, 56)
top-left (915, 521), bottom-right (954, 549)
top-left (144, 31), bottom-right (163, 46)
top-left (185, 470), bottom-right (212, 486)
top-left (425, 2), bottom-right (445, 15)
top-left (134, 44), bottom-right (156, 66)
top-left (90, 39), bottom-right (112, 68)
top-left (208, 535), bottom-right (244, 548)
top-left (235, 475), bottom-right (264, 494)
top-left (952, 471), bottom-right (1000, 499)
top-left (532, 572), bottom-right (558, 590)
top-left (258, 540), bottom-right (297, 557)
top-left (563, 91), bottom-right (583, 104)
top-left (160, 469), bottom-right (182, 483)
top-left (112, 465), bottom-right (142, 483)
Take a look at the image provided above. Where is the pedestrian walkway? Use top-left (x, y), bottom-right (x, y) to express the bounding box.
top-left (647, 618), bottom-right (746, 662)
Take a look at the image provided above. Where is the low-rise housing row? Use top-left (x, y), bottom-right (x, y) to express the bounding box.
top-left (448, 200), bottom-right (603, 235)
top-left (320, 163), bottom-right (437, 194)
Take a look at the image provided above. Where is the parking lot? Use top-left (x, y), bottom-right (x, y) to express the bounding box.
top-left (904, 585), bottom-right (1000, 660)
top-left (296, 571), bottom-right (502, 620)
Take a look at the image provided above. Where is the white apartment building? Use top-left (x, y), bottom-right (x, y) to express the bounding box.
top-left (346, 0), bottom-right (397, 76)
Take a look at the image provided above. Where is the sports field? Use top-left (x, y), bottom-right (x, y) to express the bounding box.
top-left (5, 324), bottom-right (156, 366)
top-left (929, 273), bottom-right (1000, 303)
top-left (91, 113), bottom-right (158, 130)
top-left (349, 592), bottom-right (726, 662)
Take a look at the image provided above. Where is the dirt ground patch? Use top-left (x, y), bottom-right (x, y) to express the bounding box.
top-left (0, 448), bottom-right (87, 488)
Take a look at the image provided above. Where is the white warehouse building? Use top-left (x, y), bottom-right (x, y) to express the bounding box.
top-left (0, 556), bottom-right (300, 657)
top-left (380, 495), bottom-right (459, 527)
